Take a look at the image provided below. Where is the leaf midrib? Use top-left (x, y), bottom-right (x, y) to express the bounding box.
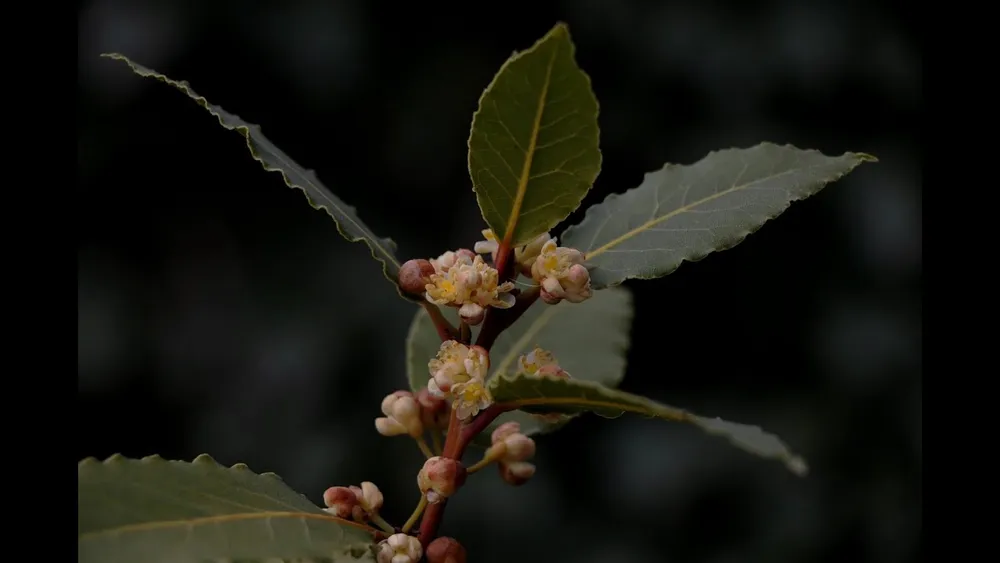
top-left (584, 166), bottom-right (799, 259)
top-left (501, 40), bottom-right (561, 245)
top-left (79, 511), bottom-right (374, 541)
top-left (498, 396), bottom-right (691, 422)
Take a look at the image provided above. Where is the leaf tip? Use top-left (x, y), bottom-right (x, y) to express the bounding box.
top-left (787, 456), bottom-right (810, 477)
top-left (853, 152), bottom-right (879, 163)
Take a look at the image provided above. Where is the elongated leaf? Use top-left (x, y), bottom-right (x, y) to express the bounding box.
top-left (562, 143), bottom-right (876, 288)
top-left (489, 374), bottom-right (809, 476)
top-left (79, 454), bottom-right (377, 563)
top-left (469, 22), bottom-right (602, 248)
top-left (101, 53), bottom-right (404, 294)
top-left (405, 288), bottom-right (633, 442)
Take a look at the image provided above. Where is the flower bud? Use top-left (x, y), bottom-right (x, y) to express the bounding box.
top-left (398, 259), bottom-right (436, 296)
top-left (322, 486), bottom-right (359, 519)
top-left (458, 302), bottom-right (486, 326)
top-left (489, 422), bottom-right (536, 463)
top-left (416, 388), bottom-right (450, 429)
top-left (378, 533), bottom-right (422, 563)
top-left (418, 456), bottom-right (467, 503)
top-left (351, 481), bottom-right (384, 515)
top-left (499, 460), bottom-right (536, 486)
top-left (376, 391), bottom-right (424, 438)
top-left (426, 536), bottom-right (467, 563)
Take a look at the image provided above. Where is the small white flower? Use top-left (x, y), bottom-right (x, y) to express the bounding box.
top-left (427, 341), bottom-right (488, 398)
top-left (518, 347), bottom-right (571, 378)
top-left (378, 533), bottom-right (423, 563)
top-left (531, 239), bottom-right (592, 304)
top-left (451, 378), bottom-right (493, 421)
top-left (375, 391), bottom-right (424, 437)
top-left (430, 249), bottom-right (474, 274)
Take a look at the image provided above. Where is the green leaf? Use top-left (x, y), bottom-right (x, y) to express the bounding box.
top-left (405, 287), bottom-right (633, 440)
top-left (561, 143), bottom-right (876, 289)
top-left (79, 454), bottom-right (377, 563)
top-left (469, 22), bottom-right (602, 248)
top-left (101, 53), bottom-right (404, 295)
top-left (489, 374), bottom-right (809, 476)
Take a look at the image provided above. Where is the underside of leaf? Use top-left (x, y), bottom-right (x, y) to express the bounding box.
top-left (562, 142), bottom-right (876, 288)
top-left (490, 374), bottom-right (808, 476)
top-left (78, 453), bottom-right (377, 563)
top-left (101, 53), bottom-right (404, 296)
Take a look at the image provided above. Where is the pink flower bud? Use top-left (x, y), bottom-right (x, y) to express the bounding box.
top-left (458, 302), bottom-right (486, 326)
top-left (491, 421), bottom-right (522, 444)
top-left (426, 536), bottom-right (468, 563)
top-left (499, 460), bottom-right (536, 486)
top-left (418, 456), bottom-right (467, 503)
top-left (398, 259), bottom-right (435, 296)
top-left (416, 388), bottom-right (450, 429)
top-left (322, 486), bottom-right (359, 519)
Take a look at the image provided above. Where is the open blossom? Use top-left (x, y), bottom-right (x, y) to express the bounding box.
top-left (452, 378), bottom-right (493, 421)
top-left (530, 239), bottom-right (592, 304)
top-left (518, 347), bottom-right (572, 378)
top-left (430, 249), bottom-right (475, 274)
top-left (378, 533), bottom-right (423, 563)
top-left (427, 341), bottom-right (488, 398)
top-left (425, 253), bottom-right (516, 325)
top-left (375, 391), bottom-right (424, 437)
top-left (474, 229), bottom-right (552, 276)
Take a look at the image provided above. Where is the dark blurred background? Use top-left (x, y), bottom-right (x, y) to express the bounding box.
top-left (78, 1), bottom-right (921, 562)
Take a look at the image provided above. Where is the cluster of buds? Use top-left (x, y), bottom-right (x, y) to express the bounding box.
top-left (474, 229), bottom-right (551, 277)
top-left (427, 340), bottom-right (493, 420)
top-left (375, 388), bottom-right (450, 439)
top-left (377, 533), bottom-right (422, 563)
top-left (323, 481), bottom-right (383, 523)
top-left (530, 238), bottom-right (592, 304)
top-left (418, 456), bottom-right (467, 503)
top-left (488, 422), bottom-right (537, 486)
top-left (398, 248), bottom-right (515, 326)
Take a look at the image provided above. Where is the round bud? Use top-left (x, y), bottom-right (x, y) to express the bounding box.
top-left (426, 536), bottom-right (468, 563)
top-left (418, 457), bottom-right (467, 503)
top-left (322, 486), bottom-right (359, 519)
top-left (398, 259), bottom-right (435, 296)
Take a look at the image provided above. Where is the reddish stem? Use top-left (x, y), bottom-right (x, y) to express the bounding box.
top-left (475, 286), bottom-right (540, 351)
top-left (421, 302), bottom-right (459, 341)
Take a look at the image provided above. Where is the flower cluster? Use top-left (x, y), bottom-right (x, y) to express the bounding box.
top-left (322, 481), bottom-right (383, 522)
top-left (530, 239), bottom-right (592, 304)
top-left (474, 229), bottom-right (551, 277)
top-left (488, 422), bottom-right (537, 486)
top-left (427, 340), bottom-right (493, 420)
top-left (424, 250), bottom-right (515, 326)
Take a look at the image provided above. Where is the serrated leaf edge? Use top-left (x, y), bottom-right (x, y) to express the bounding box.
top-left (566, 142), bottom-right (877, 288)
top-left (100, 53), bottom-right (403, 295)
top-left (78, 453), bottom-right (379, 541)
